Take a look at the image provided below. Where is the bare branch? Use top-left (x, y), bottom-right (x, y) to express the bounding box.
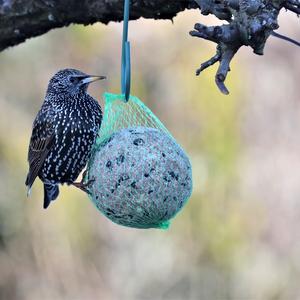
top-left (0, 0), bottom-right (197, 52)
top-left (189, 0), bottom-right (299, 94)
top-left (0, 0), bottom-right (299, 95)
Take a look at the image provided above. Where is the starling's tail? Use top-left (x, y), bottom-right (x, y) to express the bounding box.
top-left (43, 183), bottom-right (59, 209)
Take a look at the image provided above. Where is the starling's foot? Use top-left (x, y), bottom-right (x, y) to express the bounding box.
top-left (72, 173), bottom-right (95, 195)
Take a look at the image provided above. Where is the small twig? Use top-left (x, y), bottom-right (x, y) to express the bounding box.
top-left (287, 0), bottom-right (300, 5)
top-left (190, 23), bottom-right (220, 43)
top-left (215, 47), bottom-right (237, 95)
top-left (284, 2), bottom-right (300, 14)
top-left (271, 31), bottom-right (300, 47)
top-left (196, 51), bottom-right (221, 76)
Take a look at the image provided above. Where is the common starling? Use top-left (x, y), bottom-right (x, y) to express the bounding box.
top-left (25, 68), bottom-right (105, 209)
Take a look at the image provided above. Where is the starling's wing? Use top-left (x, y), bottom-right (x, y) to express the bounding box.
top-left (25, 107), bottom-right (55, 190)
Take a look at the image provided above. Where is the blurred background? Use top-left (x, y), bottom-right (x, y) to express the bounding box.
top-left (0, 8), bottom-right (299, 300)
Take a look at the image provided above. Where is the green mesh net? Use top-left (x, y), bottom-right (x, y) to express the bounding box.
top-left (87, 93), bottom-right (193, 229)
top-left (95, 93), bottom-right (173, 146)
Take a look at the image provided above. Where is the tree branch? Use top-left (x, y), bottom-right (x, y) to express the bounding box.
top-left (0, 0), bottom-right (299, 95)
top-left (190, 0), bottom-right (300, 94)
top-left (0, 0), bottom-right (197, 52)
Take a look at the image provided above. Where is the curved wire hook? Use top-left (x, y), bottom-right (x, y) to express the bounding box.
top-left (121, 0), bottom-right (131, 102)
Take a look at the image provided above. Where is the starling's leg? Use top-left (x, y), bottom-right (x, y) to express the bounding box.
top-left (72, 179), bottom-right (95, 194)
top-left (72, 170), bottom-right (95, 194)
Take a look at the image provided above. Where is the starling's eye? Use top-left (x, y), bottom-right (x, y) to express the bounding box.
top-left (69, 77), bottom-right (77, 84)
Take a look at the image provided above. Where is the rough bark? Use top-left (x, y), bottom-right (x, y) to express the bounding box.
top-left (0, 0), bottom-right (299, 94)
top-left (0, 0), bottom-right (197, 52)
top-left (190, 0), bottom-right (300, 94)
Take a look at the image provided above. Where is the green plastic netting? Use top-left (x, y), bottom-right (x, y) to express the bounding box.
top-left (86, 93), bottom-right (193, 229)
top-left (95, 93), bottom-right (172, 145)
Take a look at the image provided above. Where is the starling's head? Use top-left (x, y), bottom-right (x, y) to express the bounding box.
top-left (47, 68), bottom-right (106, 95)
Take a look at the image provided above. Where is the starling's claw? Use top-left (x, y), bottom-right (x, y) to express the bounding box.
top-left (72, 172), bottom-right (95, 195)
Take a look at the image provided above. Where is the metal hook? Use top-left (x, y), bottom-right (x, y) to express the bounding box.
top-left (121, 0), bottom-right (131, 102)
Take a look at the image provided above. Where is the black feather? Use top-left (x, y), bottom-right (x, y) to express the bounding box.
top-left (43, 183), bottom-right (59, 209)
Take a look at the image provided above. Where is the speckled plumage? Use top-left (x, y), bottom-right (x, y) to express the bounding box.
top-left (25, 69), bottom-right (104, 208)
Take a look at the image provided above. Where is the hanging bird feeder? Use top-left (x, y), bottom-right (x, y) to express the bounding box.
top-left (86, 0), bottom-right (193, 229)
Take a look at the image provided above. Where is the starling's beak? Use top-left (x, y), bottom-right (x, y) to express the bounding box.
top-left (80, 75), bottom-right (106, 85)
